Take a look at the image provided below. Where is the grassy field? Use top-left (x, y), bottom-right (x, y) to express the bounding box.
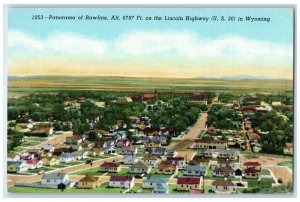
top-left (261, 169), bottom-right (271, 175)
top-left (8, 76), bottom-right (293, 93)
top-left (71, 167), bottom-right (104, 176)
top-left (278, 161), bottom-right (293, 169)
top-left (26, 167), bottom-right (55, 173)
top-left (245, 178), bottom-right (275, 188)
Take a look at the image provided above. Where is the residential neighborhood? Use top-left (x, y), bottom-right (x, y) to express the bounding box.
top-left (6, 91), bottom-right (293, 194)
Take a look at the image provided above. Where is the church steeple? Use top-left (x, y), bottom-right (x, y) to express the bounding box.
top-left (155, 89), bottom-right (158, 101)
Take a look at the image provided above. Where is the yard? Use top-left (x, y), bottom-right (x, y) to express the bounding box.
top-left (135, 146), bottom-right (146, 157)
top-left (71, 167), bottom-right (131, 177)
top-left (26, 167), bottom-right (55, 174)
top-left (8, 182), bottom-right (126, 194)
top-left (261, 169), bottom-right (271, 175)
top-left (20, 137), bottom-right (48, 147)
top-left (71, 167), bottom-right (104, 176)
top-left (46, 164), bottom-right (69, 169)
top-left (168, 184), bottom-right (189, 194)
top-left (278, 161), bottom-right (293, 169)
top-left (61, 161), bottom-right (85, 166)
top-left (173, 170), bottom-right (185, 178)
top-left (204, 168), bottom-right (235, 180)
top-left (144, 168), bottom-right (173, 178)
top-left (20, 141), bottom-right (39, 147)
top-left (245, 178), bottom-right (275, 188)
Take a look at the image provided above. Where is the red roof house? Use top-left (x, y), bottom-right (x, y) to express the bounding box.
top-left (177, 177), bottom-right (201, 185)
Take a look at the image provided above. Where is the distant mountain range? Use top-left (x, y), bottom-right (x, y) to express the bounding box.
top-left (196, 75), bottom-right (292, 80)
top-left (8, 74), bottom-right (292, 81)
top-left (8, 75), bottom-right (94, 80)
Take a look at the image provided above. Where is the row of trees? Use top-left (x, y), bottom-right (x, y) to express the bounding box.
top-left (207, 104), bottom-right (242, 130)
top-left (146, 99), bottom-right (206, 136)
top-left (250, 111), bottom-right (293, 154)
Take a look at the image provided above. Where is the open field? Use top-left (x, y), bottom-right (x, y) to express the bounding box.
top-left (278, 161), bottom-right (293, 169)
top-left (8, 76), bottom-right (293, 93)
top-left (239, 153), bottom-right (293, 185)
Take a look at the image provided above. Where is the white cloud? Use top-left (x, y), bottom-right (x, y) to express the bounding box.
top-left (115, 30), bottom-right (293, 60)
top-left (8, 30), bottom-right (107, 56)
top-left (8, 29), bottom-right (292, 61)
top-left (8, 30), bottom-right (45, 50)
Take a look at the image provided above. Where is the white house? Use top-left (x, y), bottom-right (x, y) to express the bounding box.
top-left (121, 146), bottom-right (138, 155)
top-left (141, 155), bottom-right (160, 168)
top-left (217, 159), bottom-right (237, 170)
top-left (166, 157), bottom-right (186, 169)
top-left (151, 147), bottom-right (167, 156)
top-left (59, 153), bottom-right (75, 163)
top-left (26, 159), bottom-right (43, 169)
top-left (43, 144), bottom-right (55, 153)
top-left (72, 151), bottom-right (88, 160)
top-left (211, 180), bottom-right (236, 193)
top-left (41, 173), bottom-right (76, 188)
top-left (7, 161), bottom-right (28, 173)
top-left (129, 162), bottom-right (151, 174)
top-left (185, 165), bottom-right (207, 176)
top-left (213, 167), bottom-right (235, 178)
top-left (124, 154), bottom-right (139, 165)
top-left (109, 176), bottom-right (135, 190)
top-left (104, 146), bottom-right (116, 154)
top-left (142, 177), bottom-right (168, 189)
top-left (41, 173), bottom-right (69, 185)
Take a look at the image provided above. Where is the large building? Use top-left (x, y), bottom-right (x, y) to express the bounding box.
top-left (193, 139), bottom-right (228, 150)
top-left (131, 90), bottom-right (159, 102)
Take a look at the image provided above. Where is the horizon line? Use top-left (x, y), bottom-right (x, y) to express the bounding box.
top-left (7, 74), bottom-right (293, 81)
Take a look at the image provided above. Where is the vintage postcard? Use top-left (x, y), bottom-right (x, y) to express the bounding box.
top-left (5, 6), bottom-right (294, 196)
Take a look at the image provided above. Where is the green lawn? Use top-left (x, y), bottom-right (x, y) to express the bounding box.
top-left (203, 185), bottom-right (211, 193)
top-left (278, 161), bottom-right (293, 169)
top-left (127, 183), bottom-right (143, 193)
top-left (62, 161), bottom-right (84, 166)
top-left (261, 169), bottom-right (271, 175)
top-left (204, 168), bottom-right (234, 180)
top-left (144, 168), bottom-right (173, 178)
top-left (26, 167), bottom-right (54, 173)
top-left (139, 188), bottom-right (153, 193)
top-left (8, 182), bottom-right (126, 194)
top-left (27, 137), bottom-right (47, 142)
top-left (71, 167), bottom-right (103, 176)
top-left (71, 167), bottom-right (131, 177)
top-left (20, 141), bottom-right (38, 147)
top-left (7, 172), bottom-right (32, 175)
top-left (136, 146), bottom-right (146, 157)
top-left (46, 164), bottom-right (68, 169)
top-left (168, 184), bottom-right (188, 194)
top-left (173, 170), bottom-right (185, 178)
top-left (106, 168), bottom-right (132, 176)
top-left (245, 178), bottom-right (275, 188)
top-left (13, 147), bottom-right (24, 152)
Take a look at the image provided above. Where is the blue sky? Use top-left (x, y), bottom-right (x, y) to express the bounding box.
top-left (9, 8), bottom-right (293, 42)
top-left (7, 7), bottom-right (294, 78)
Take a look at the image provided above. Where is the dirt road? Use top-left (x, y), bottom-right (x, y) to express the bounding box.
top-left (8, 155), bottom-right (124, 184)
top-left (167, 112), bottom-right (208, 150)
top-left (34, 131), bottom-right (74, 149)
top-left (167, 112), bottom-right (208, 161)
